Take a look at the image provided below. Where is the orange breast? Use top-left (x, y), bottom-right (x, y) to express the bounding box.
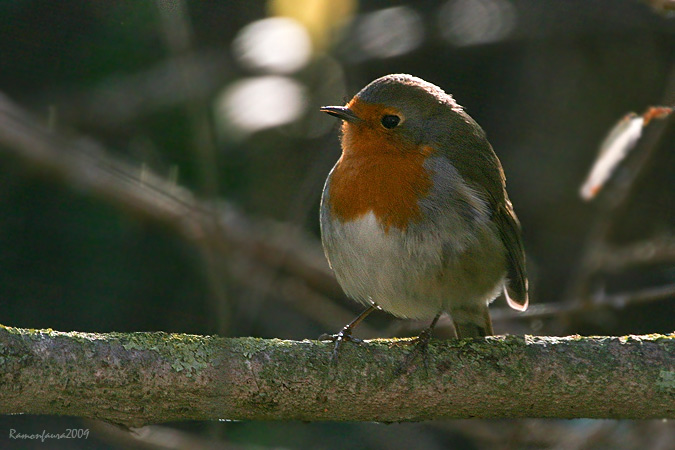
top-left (327, 103), bottom-right (434, 232)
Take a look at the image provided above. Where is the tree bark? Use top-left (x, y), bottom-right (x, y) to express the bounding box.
top-left (0, 324), bottom-right (673, 426)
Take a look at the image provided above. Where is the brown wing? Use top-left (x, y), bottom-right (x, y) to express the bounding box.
top-left (495, 197), bottom-right (528, 310)
top-left (437, 109), bottom-right (529, 310)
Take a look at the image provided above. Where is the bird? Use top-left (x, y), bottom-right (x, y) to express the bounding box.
top-left (319, 74), bottom-right (528, 352)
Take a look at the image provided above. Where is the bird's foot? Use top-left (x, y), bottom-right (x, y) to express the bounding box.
top-left (319, 305), bottom-right (378, 365)
top-left (396, 321), bottom-right (438, 375)
top-left (319, 325), bottom-right (363, 364)
top-left (411, 327), bottom-right (433, 352)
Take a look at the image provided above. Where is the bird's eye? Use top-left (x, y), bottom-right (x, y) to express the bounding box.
top-left (381, 115), bottom-right (401, 129)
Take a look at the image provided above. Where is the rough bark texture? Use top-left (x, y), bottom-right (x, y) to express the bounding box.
top-left (0, 325), bottom-right (673, 426)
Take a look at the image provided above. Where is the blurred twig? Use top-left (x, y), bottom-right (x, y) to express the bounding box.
top-left (391, 283), bottom-right (675, 337)
top-left (494, 282), bottom-right (675, 320)
top-left (47, 50), bottom-right (231, 130)
top-left (580, 106), bottom-right (673, 201)
top-left (225, 252), bottom-right (378, 338)
top-left (88, 420), bottom-right (247, 450)
top-left (565, 65), bottom-right (675, 305)
top-left (437, 417), bottom-right (674, 450)
top-left (593, 234), bottom-right (675, 272)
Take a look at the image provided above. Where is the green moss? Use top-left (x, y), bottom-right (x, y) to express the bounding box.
top-left (229, 337), bottom-right (273, 358)
top-left (656, 370), bottom-right (675, 394)
top-left (0, 325), bottom-right (21, 334)
top-left (115, 332), bottom-right (216, 376)
top-left (163, 334), bottom-right (216, 375)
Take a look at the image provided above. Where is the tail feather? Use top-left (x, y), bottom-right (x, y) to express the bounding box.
top-left (505, 284), bottom-right (528, 312)
top-left (496, 201), bottom-right (529, 311)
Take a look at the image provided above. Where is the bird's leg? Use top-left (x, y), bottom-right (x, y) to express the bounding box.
top-left (397, 312), bottom-right (442, 374)
top-left (413, 312), bottom-right (442, 348)
top-left (319, 304), bottom-right (378, 363)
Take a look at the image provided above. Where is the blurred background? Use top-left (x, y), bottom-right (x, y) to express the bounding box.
top-left (0, 0), bottom-right (673, 448)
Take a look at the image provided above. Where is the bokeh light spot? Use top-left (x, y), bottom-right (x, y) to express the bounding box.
top-left (233, 17), bottom-right (312, 73)
top-left (269, 0), bottom-right (357, 51)
top-left (439, 0), bottom-right (517, 46)
top-left (215, 76), bottom-right (307, 137)
top-left (357, 7), bottom-right (424, 58)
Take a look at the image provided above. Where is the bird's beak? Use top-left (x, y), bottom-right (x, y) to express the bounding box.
top-left (320, 106), bottom-right (361, 123)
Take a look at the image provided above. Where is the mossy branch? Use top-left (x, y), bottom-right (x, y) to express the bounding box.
top-left (0, 324), bottom-right (673, 426)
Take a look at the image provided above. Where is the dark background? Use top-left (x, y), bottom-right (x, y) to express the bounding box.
top-left (0, 0), bottom-right (673, 448)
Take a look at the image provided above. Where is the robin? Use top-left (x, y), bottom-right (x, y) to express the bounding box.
top-left (319, 74), bottom-right (528, 354)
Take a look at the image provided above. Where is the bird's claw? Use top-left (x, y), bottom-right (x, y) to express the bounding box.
top-left (412, 327), bottom-right (433, 350)
top-left (319, 327), bottom-right (363, 364)
top-left (397, 328), bottom-right (434, 375)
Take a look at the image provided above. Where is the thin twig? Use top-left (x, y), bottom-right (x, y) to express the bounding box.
top-left (564, 65), bottom-right (675, 304)
top-left (390, 283), bottom-right (675, 337)
top-left (492, 283), bottom-right (675, 321)
top-left (594, 234), bottom-right (675, 273)
top-left (88, 420), bottom-right (244, 450)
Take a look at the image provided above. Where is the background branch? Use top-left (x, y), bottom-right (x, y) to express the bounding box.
top-left (0, 92), bottom-right (338, 295)
top-left (0, 92), bottom-right (364, 335)
top-left (564, 65), bottom-right (675, 305)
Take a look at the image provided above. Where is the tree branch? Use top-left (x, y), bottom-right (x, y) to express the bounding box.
top-left (1, 325), bottom-right (673, 426)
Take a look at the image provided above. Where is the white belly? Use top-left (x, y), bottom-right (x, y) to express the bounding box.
top-left (324, 212), bottom-right (437, 318)
top-left (322, 210), bottom-right (506, 320)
